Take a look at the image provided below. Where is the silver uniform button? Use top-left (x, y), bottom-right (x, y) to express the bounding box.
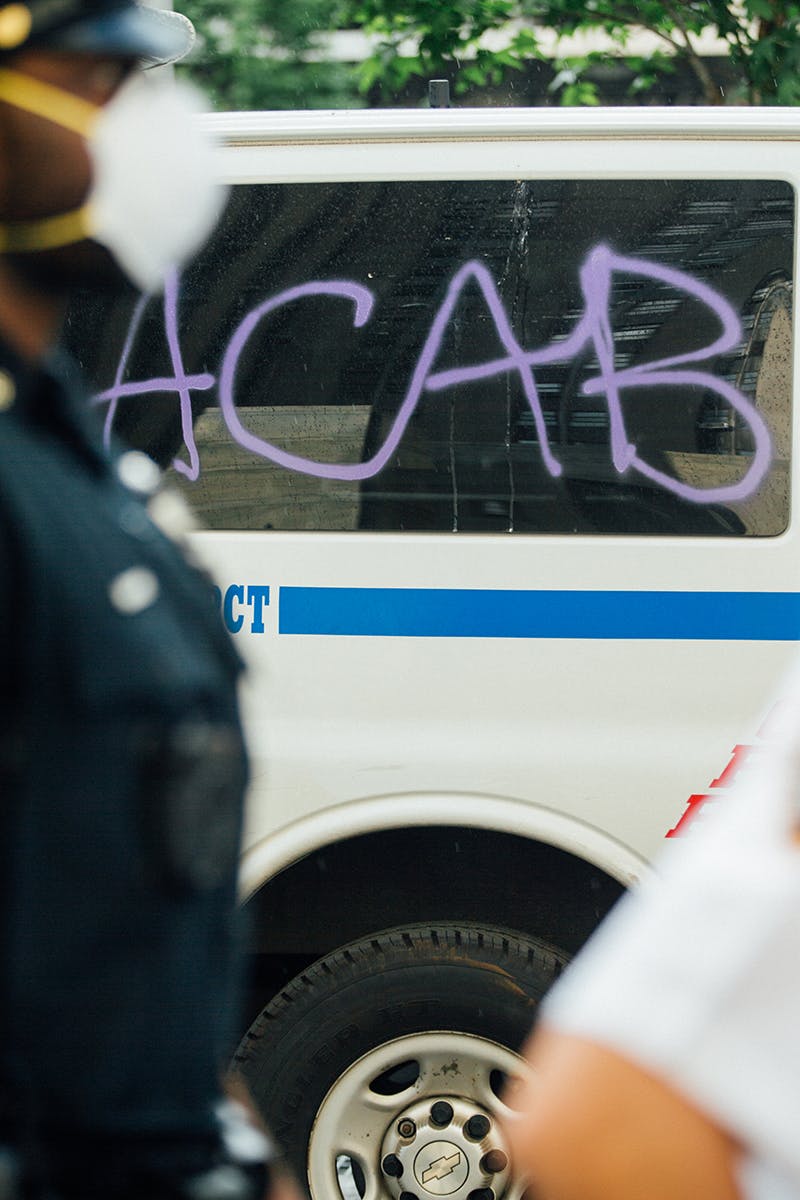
top-left (108, 566), bottom-right (160, 615)
top-left (117, 450), bottom-right (161, 496)
top-left (148, 488), bottom-right (198, 540)
top-left (0, 370), bottom-right (15, 411)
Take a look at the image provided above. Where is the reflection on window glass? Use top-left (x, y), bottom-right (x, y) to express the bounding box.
top-left (66, 178), bottom-right (793, 536)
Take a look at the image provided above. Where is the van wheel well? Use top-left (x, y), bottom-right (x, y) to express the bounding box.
top-left (240, 825), bottom-right (625, 1025)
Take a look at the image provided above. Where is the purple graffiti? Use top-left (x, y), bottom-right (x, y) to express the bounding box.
top-left (218, 280), bottom-right (374, 478)
top-left (95, 246), bottom-right (773, 504)
top-left (423, 246), bottom-right (771, 503)
top-left (94, 268), bottom-right (215, 481)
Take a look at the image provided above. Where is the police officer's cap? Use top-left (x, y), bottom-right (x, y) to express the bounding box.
top-left (0, 0), bottom-right (195, 66)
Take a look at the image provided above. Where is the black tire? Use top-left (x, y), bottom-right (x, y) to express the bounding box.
top-left (232, 923), bottom-right (567, 1194)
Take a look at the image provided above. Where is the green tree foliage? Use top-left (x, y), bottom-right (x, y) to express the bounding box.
top-left (178, 0), bottom-right (800, 108)
top-left (346, 0), bottom-right (541, 96)
top-left (528, 0), bottom-right (800, 105)
top-left (177, 0), bottom-right (360, 109)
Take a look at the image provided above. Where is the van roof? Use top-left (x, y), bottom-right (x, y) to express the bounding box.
top-left (202, 105), bottom-right (800, 147)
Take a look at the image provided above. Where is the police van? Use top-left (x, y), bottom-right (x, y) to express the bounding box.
top-left (68, 105), bottom-right (798, 1200)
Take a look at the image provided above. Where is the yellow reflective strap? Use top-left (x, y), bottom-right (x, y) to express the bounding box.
top-left (0, 202), bottom-right (93, 252)
top-left (0, 68), bottom-right (98, 136)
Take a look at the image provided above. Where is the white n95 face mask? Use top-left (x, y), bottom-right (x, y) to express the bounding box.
top-left (0, 68), bottom-right (227, 291)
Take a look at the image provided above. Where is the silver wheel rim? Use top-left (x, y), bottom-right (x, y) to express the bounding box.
top-left (307, 1030), bottom-right (532, 1200)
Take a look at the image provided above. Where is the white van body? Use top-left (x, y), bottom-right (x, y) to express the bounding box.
top-left (72, 106), bottom-right (798, 1199)
top-left (195, 106), bottom-right (799, 882)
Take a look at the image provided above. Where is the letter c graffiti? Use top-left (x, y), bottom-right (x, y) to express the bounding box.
top-left (217, 281), bottom-right (375, 478)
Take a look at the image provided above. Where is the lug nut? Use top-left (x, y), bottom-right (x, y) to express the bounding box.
top-left (465, 1115), bottom-right (491, 1141)
top-left (468, 1190), bottom-right (494, 1200)
top-left (397, 1118), bottom-right (416, 1139)
top-left (481, 1150), bottom-right (508, 1174)
top-left (430, 1101), bottom-right (454, 1128)
top-left (382, 1154), bottom-right (403, 1178)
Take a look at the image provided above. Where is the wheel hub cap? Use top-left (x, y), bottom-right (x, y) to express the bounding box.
top-left (380, 1094), bottom-right (510, 1200)
top-left (307, 1031), bottom-right (528, 1200)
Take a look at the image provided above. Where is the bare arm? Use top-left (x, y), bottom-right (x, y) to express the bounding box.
top-left (505, 1027), bottom-right (742, 1200)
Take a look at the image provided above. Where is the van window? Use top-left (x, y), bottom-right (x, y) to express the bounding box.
top-left (70, 177), bottom-right (793, 536)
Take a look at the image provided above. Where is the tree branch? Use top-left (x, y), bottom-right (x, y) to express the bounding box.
top-left (551, 0), bottom-right (711, 63)
top-left (661, 0), bottom-right (724, 102)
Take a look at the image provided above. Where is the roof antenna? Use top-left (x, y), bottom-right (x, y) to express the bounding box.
top-left (429, 79), bottom-right (451, 108)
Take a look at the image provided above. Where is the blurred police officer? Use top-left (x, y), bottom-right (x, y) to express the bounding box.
top-left (0, 3), bottom-right (297, 1197)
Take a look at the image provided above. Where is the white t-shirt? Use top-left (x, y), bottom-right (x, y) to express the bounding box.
top-left (540, 666), bottom-right (800, 1196)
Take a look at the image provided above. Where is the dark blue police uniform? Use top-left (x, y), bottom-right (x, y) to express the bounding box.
top-left (0, 334), bottom-right (254, 1197)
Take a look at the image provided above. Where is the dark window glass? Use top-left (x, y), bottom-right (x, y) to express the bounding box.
top-left (66, 178), bottom-right (793, 535)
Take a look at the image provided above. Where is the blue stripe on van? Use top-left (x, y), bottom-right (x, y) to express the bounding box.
top-left (278, 587), bottom-right (800, 641)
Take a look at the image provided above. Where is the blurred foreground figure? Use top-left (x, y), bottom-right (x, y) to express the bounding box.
top-left (0, 3), bottom-right (297, 1197)
top-left (506, 676), bottom-right (800, 1200)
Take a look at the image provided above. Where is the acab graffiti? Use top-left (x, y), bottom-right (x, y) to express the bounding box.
top-left (95, 244), bottom-right (773, 504)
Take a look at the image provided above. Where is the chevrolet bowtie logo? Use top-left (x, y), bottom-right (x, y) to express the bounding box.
top-left (421, 1151), bottom-right (462, 1184)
